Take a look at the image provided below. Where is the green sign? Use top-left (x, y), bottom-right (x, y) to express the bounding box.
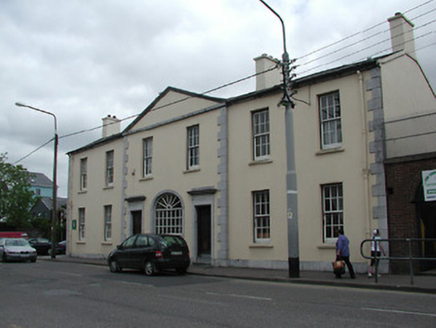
top-left (72, 219), bottom-right (77, 230)
top-left (422, 170), bottom-right (436, 202)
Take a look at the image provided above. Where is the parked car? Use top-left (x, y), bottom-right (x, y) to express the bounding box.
top-left (48, 240), bottom-right (66, 255)
top-left (0, 238), bottom-right (37, 262)
top-left (107, 234), bottom-right (190, 276)
top-left (28, 238), bottom-right (51, 255)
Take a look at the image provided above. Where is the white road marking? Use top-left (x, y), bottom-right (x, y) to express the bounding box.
top-left (363, 307), bottom-right (436, 318)
top-left (206, 291), bottom-right (272, 301)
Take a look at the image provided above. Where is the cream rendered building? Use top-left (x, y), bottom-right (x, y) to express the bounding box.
top-left (67, 13), bottom-right (435, 273)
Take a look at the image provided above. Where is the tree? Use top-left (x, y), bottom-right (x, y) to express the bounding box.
top-left (0, 153), bottom-right (37, 229)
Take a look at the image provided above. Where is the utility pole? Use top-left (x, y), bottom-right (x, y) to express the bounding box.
top-left (259, 0), bottom-right (299, 278)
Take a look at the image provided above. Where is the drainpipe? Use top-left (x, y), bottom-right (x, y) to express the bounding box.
top-left (357, 70), bottom-right (372, 239)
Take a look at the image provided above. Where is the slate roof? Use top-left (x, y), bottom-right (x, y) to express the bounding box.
top-left (38, 197), bottom-right (68, 211)
top-left (29, 172), bottom-right (53, 188)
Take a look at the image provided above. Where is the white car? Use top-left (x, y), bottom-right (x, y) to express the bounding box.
top-left (0, 238), bottom-right (37, 262)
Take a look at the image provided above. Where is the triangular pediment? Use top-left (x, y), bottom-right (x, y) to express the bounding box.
top-left (124, 87), bottom-right (225, 133)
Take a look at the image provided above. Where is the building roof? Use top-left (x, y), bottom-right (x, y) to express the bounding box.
top-left (66, 55), bottom-right (390, 156)
top-left (38, 197), bottom-right (68, 211)
top-left (29, 172), bottom-right (53, 188)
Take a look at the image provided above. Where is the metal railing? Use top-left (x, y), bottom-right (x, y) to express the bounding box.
top-left (360, 238), bottom-right (436, 285)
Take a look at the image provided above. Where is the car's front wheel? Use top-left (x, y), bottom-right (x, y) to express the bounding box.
top-left (109, 260), bottom-right (121, 273)
top-left (2, 253), bottom-right (7, 262)
top-left (144, 261), bottom-right (156, 276)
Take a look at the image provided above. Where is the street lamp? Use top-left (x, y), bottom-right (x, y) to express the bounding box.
top-left (259, 0), bottom-right (300, 278)
top-left (15, 102), bottom-right (58, 259)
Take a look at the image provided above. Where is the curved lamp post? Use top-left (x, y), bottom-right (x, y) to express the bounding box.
top-left (259, 0), bottom-right (300, 278)
top-left (15, 102), bottom-right (58, 259)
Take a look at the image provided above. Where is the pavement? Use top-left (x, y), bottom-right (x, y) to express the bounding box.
top-left (41, 255), bottom-right (436, 294)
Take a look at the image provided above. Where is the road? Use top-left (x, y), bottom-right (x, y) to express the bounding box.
top-left (1, 260), bottom-right (435, 327)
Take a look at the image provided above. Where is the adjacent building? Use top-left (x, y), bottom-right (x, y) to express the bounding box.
top-left (67, 13), bottom-right (436, 273)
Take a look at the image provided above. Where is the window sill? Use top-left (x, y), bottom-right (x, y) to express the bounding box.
top-left (249, 158), bottom-right (273, 166)
top-left (249, 243), bottom-right (273, 249)
top-left (317, 244), bottom-right (335, 250)
top-left (140, 176), bottom-right (153, 182)
top-left (78, 190), bottom-right (87, 194)
top-left (101, 241), bottom-right (112, 246)
top-left (103, 186), bottom-right (114, 190)
top-left (184, 168), bottom-right (200, 174)
top-left (316, 147), bottom-right (344, 156)
top-left (76, 241), bottom-right (86, 244)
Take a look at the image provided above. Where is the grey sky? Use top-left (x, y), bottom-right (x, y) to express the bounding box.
top-left (1, 0), bottom-right (435, 197)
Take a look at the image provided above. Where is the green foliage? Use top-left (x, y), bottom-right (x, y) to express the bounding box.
top-left (0, 153), bottom-right (38, 229)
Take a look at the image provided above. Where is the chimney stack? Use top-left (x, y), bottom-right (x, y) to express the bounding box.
top-left (254, 54), bottom-right (281, 91)
top-left (388, 12), bottom-right (416, 60)
top-left (102, 115), bottom-right (121, 138)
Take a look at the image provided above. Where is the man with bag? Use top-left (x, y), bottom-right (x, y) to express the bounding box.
top-left (335, 228), bottom-right (356, 279)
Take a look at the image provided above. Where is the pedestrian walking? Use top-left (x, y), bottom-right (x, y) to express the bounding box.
top-left (368, 229), bottom-right (386, 278)
top-left (335, 228), bottom-right (356, 279)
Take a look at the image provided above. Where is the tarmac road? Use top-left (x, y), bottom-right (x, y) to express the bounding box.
top-left (1, 260), bottom-right (435, 327)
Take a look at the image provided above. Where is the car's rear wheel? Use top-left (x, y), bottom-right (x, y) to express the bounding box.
top-left (2, 254), bottom-right (7, 262)
top-left (109, 260), bottom-right (121, 273)
top-left (144, 261), bottom-right (156, 276)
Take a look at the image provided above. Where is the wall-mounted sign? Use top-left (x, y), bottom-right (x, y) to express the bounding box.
top-left (72, 219), bottom-right (77, 230)
top-left (422, 170), bottom-right (436, 202)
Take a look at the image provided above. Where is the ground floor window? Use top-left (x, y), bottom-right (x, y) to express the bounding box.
top-left (322, 183), bottom-right (343, 242)
top-left (155, 193), bottom-right (183, 234)
top-left (79, 208), bottom-right (85, 241)
top-left (104, 205), bottom-right (112, 241)
top-left (253, 190), bottom-right (270, 242)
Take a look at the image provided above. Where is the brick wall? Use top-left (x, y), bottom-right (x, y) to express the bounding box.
top-left (385, 155), bottom-right (436, 273)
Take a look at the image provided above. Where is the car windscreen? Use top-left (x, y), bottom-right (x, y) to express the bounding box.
top-left (5, 239), bottom-right (29, 247)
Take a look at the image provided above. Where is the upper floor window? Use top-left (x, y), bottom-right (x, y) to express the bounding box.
top-left (80, 158), bottom-right (87, 190)
top-left (253, 190), bottom-right (270, 242)
top-left (104, 205), bottom-right (112, 241)
top-left (252, 109), bottom-right (270, 160)
top-left (319, 92), bottom-right (342, 149)
top-left (143, 137), bottom-right (153, 177)
top-left (106, 150), bottom-right (114, 186)
top-left (187, 125), bottom-right (199, 169)
top-left (322, 183), bottom-right (343, 242)
top-left (155, 193), bottom-right (183, 235)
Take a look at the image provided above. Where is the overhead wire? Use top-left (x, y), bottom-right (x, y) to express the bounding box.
top-left (14, 1), bottom-right (436, 162)
top-left (298, 9), bottom-right (436, 69)
top-left (59, 64), bottom-right (279, 140)
top-left (296, 0), bottom-right (434, 62)
top-left (14, 138), bottom-right (54, 164)
top-left (42, 1), bottom-right (436, 143)
top-left (296, 5), bottom-right (436, 75)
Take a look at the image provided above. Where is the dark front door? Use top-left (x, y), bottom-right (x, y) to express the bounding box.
top-left (196, 205), bottom-right (211, 259)
top-left (417, 201), bottom-right (436, 271)
top-left (131, 211), bottom-right (142, 235)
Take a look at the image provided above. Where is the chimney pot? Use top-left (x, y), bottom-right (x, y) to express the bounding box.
top-left (102, 115), bottom-right (121, 138)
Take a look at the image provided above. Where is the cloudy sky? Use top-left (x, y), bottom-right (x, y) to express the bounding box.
top-left (1, 0), bottom-right (435, 197)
